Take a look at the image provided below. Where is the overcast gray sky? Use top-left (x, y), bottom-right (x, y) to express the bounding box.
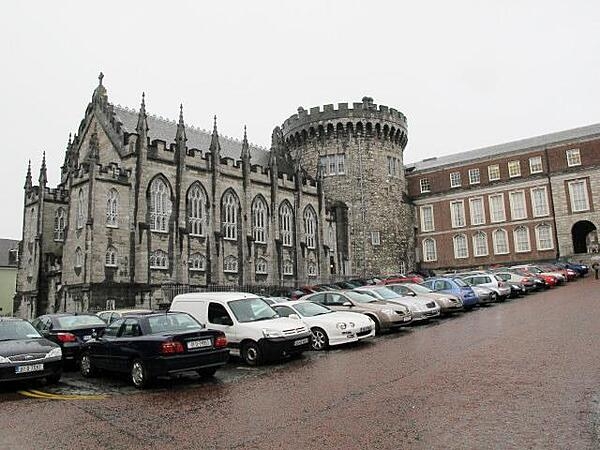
top-left (1, 0), bottom-right (600, 239)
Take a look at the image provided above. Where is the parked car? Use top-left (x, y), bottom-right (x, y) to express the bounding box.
top-left (421, 277), bottom-right (479, 309)
top-left (0, 317), bottom-right (63, 384)
top-left (511, 265), bottom-right (563, 286)
top-left (382, 273), bottom-right (424, 285)
top-left (459, 273), bottom-right (512, 300)
top-left (31, 314), bottom-right (107, 364)
top-left (170, 292), bottom-right (311, 366)
top-left (354, 286), bottom-right (441, 321)
top-left (386, 283), bottom-right (463, 313)
top-left (507, 268), bottom-right (549, 289)
top-left (466, 283), bottom-right (497, 304)
top-left (80, 312), bottom-right (229, 388)
top-left (97, 309), bottom-right (154, 324)
top-left (538, 263), bottom-right (576, 281)
top-left (302, 290), bottom-right (412, 334)
top-left (492, 270), bottom-right (537, 293)
top-left (556, 261), bottom-right (588, 276)
top-left (271, 301), bottom-right (375, 350)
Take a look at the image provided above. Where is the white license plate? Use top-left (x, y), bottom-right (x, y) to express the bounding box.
top-left (83, 335), bottom-right (92, 341)
top-left (294, 338), bottom-right (309, 346)
top-left (404, 316), bottom-right (411, 322)
top-left (359, 327), bottom-right (371, 333)
top-left (187, 339), bottom-right (212, 349)
top-left (15, 364), bottom-right (44, 374)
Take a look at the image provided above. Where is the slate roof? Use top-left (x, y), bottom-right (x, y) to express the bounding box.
top-left (113, 106), bottom-right (272, 167)
top-left (406, 122), bottom-right (600, 172)
top-left (0, 239), bottom-right (19, 268)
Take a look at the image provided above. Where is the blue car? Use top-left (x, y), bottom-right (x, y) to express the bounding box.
top-left (556, 261), bottom-right (588, 276)
top-left (421, 277), bottom-right (479, 308)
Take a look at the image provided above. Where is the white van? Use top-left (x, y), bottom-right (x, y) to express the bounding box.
top-left (170, 292), bottom-right (311, 366)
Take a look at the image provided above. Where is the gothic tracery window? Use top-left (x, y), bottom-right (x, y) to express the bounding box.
top-left (149, 250), bottom-right (169, 269)
top-left (106, 188), bottom-right (119, 227)
top-left (105, 246), bottom-right (117, 267)
top-left (149, 178), bottom-right (171, 232)
top-left (252, 196), bottom-right (268, 244)
top-left (304, 206), bottom-right (317, 249)
top-left (222, 191), bottom-right (238, 240)
top-left (54, 207), bottom-right (65, 241)
top-left (188, 184), bottom-right (207, 236)
top-left (280, 202), bottom-right (293, 247)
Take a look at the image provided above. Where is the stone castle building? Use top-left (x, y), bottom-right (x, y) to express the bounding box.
top-left (15, 75), bottom-right (414, 318)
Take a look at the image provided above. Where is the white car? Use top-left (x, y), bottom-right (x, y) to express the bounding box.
top-left (354, 286), bottom-right (441, 321)
top-left (271, 301), bottom-right (375, 350)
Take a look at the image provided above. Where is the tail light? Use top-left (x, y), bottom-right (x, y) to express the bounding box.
top-left (522, 277), bottom-right (530, 282)
top-left (214, 335), bottom-right (228, 348)
top-left (56, 332), bottom-right (78, 343)
top-left (160, 341), bottom-right (185, 355)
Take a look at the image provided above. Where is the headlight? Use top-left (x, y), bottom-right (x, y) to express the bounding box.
top-left (348, 322), bottom-right (355, 328)
top-left (0, 355), bottom-right (10, 363)
top-left (381, 308), bottom-right (395, 315)
top-left (336, 322), bottom-right (347, 330)
top-left (262, 329), bottom-right (284, 338)
top-left (46, 347), bottom-right (62, 359)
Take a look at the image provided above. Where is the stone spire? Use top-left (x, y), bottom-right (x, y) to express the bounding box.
top-left (176, 103), bottom-right (187, 144)
top-left (136, 92), bottom-right (148, 134)
top-left (38, 152), bottom-right (47, 186)
top-left (241, 125), bottom-right (250, 162)
top-left (209, 115), bottom-right (221, 158)
top-left (24, 160), bottom-right (32, 190)
top-left (92, 72), bottom-right (108, 104)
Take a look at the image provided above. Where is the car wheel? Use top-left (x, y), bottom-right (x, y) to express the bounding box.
top-left (310, 328), bottom-right (329, 351)
top-left (131, 359), bottom-right (152, 389)
top-left (490, 293), bottom-right (497, 302)
top-left (241, 341), bottom-right (262, 366)
top-left (80, 354), bottom-right (96, 378)
top-left (367, 315), bottom-right (381, 334)
top-left (46, 372), bottom-right (62, 384)
top-left (197, 367), bottom-right (218, 378)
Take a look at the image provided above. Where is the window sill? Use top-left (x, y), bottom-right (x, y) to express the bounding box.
top-left (223, 237), bottom-right (238, 242)
top-left (105, 264), bottom-right (117, 268)
top-left (256, 271), bottom-right (268, 275)
top-left (224, 270), bottom-right (238, 274)
top-left (150, 266), bottom-right (169, 270)
top-left (190, 233), bottom-right (205, 238)
top-left (150, 229), bottom-right (169, 234)
top-left (106, 224), bottom-right (119, 229)
top-left (189, 268), bottom-right (206, 272)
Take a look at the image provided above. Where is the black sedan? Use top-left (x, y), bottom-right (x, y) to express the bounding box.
top-left (79, 312), bottom-right (229, 388)
top-left (0, 317), bottom-right (62, 384)
top-left (31, 314), bottom-right (107, 365)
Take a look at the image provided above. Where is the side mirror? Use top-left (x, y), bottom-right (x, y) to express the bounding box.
top-left (223, 318), bottom-right (234, 327)
top-left (288, 313), bottom-right (301, 320)
top-left (342, 301), bottom-right (352, 307)
top-left (407, 292), bottom-right (416, 297)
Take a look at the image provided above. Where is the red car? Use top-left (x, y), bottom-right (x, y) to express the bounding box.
top-left (382, 273), bottom-right (424, 285)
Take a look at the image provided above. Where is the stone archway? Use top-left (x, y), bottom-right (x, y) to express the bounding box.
top-left (571, 220), bottom-right (597, 254)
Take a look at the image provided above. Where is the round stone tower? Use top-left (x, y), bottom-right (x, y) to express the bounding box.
top-left (281, 96), bottom-right (415, 278)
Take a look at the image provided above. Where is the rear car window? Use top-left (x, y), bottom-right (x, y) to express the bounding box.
top-left (147, 313), bottom-right (202, 334)
top-left (56, 315), bottom-right (106, 329)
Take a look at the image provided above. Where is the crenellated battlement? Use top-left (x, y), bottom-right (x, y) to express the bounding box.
top-left (282, 97), bottom-right (408, 149)
top-left (70, 162), bottom-right (132, 184)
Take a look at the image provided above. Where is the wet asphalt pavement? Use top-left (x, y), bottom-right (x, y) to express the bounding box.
top-left (2, 278), bottom-right (600, 450)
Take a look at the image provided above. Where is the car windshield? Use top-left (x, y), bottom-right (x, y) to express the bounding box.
top-left (56, 315), bottom-right (106, 329)
top-left (0, 321), bottom-right (42, 340)
top-left (294, 302), bottom-right (332, 317)
top-left (370, 287), bottom-right (401, 300)
top-left (453, 278), bottom-right (468, 287)
top-left (147, 313), bottom-right (202, 334)
top-left (228, 298), bottom-right (278, 323)
top-left (346, 291), bottom-right (378, 303)
top-left (411, 283), bottom-right (433, 294)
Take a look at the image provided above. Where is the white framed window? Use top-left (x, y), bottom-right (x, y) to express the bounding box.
top-left (509, 191), bottom-right (527, 220)
top-left (149, 178), bottom-right (171, 232)
top-left (188, 184), bottom-right (207, 237)
top-left (318, 156), bottom-right (327, 176)
top-left (106, 188), bottom-right (119, 227)
top-left (304, 207), bottom-right (317, 249)
top-left (387, 156), bottom-right (395, 177)
top-left (105, 247), bottom-right (117, 267)
top-left (468, 168), bottom-right (480, 185)
top-left (189, 253), bottom-right (206, 271)
top-left (450, 200), bottom-right (466, 228)
top-left (337, 154), bottom-right (346, 174)
top-left (508, 160), bottom-right (521, 178)
top-left (420, 205), bottom-right (435, 232)
top-left (149, 250), bottom-right (169, 269)
top-left (371, 231), bottom-right (381, 246)
top-left (222, 191), bottom-right (238, 240)
top-left (531, 187), bottom-right (549, 217)
top-left (568, 179), bottom-right (590, 212)
top-left (76, 189), bottom-right (85, 229)
top-left (566, 148), bottom-right (581, 167)
top-left (488, 164), bottom-right (500, 181)
top-left (489, 194), bottom-right (506, 223)
top-left (473, 231), bottom-right (488, 257)
top-left (255, 257), bottom-right (268, 275)
top-left (493, 229), bottom-right (509, 255)
top-left (74, 247), bottom-right (83, 268)
top-left (307, 261), bottom-right (318, 277)
top-left (422, 238), bottom-right (437, 262)
top-left (280, 202), bottom-right (293, 247)
top-left (469, 197), bottom-right (485, 226)
top-left (282, 259), bottom-right (294, 276)
top-left (453, 234), bottom-right (468, 259)
top-left (535, 224), bottom-right (554, 250)
top-left (252, 197), bottom-right (268, 243)
top-left (450, 172), bottom-right (461, 188)
top-left (328, 156), bottom-right (337, 175)
top-left (513, 226), bottom-right (531, 253)
top-left (54, 207), bottom-right (66, 241)
top-left (529, 156), bottom-right (543, 174)
top-left (224, 255), bottom-right (238, 273)
top-left (420, 178), bottom-right (431, 193)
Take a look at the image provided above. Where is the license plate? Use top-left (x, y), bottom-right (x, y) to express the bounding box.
top-left (15, 364), bottom-right (44, 374)
top-left (187, 339), bottom-right (212, 349)
top-left (359, 326), bottom-right (371, 333)
top-left (294, 338), bottom-right (309, 346)
top-left (404, 316), bottom-right (411, 322)
top-left (83, 335), bottom-right (92, 341)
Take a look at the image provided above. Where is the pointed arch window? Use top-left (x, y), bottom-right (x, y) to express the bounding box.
top-left (304, 207), bottom-right (317, 249)
top-left (105, 246), bottom-right (117, 267)
top-left (150, 178), bottom-right (171, 232)
top-left (252, 197), bottom-right (268, 244)
top-left (74, 247), bottom-right (83, 268)
top-left (280, 203), bottom-right (293, 247)
top-left (222, 192), bottom-right (238, 240)
top-left (307, 261), bottom-right (318, 277)
top-left (106, 188), bottom-right (119, 227)
top-left (188, 184), bottom-right (207, 236)
top-left (189, 253), bottom-right (206, 271)
top-left (149, 250), bottom-right (169, 269)
top-left (282, 258), bottom-right (294, 276)
top-left (255, 257), bottom-right (268, 275)
top-left (54, 207), bottom-right (66, 241)
top-left (224, 255), bottom-right (238, 273)
top-left (76, 189), bottom-right (85, 229)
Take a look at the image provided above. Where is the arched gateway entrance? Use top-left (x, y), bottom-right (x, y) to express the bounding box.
top-left (571, 220), bottom-right (598, 253)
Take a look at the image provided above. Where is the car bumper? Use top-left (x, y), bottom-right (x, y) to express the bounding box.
top-left (384, 315), bottom-right (414, 328)
top-left (61, 342), bottom-right (84, 361)
top-left (329, 326), bottom-right (375, 346)
top-left (259, 333), bottom-right (312, 360)
top-left (411, 309), bottom-right (441, 321)
top-left (150, 349), bottom-right (230, 377)
top-left (0, 360), bottom-right (62, 383)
